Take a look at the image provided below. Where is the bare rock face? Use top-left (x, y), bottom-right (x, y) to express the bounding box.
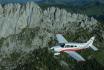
top-left (0, 2), bottom-right (98, 39)
top-left (0, 5), bottom-right (3, 15)
top-left (0, 2), bottom-right (102, 70)
top-left (0, 2), bottom-right (42, 38)
top-left (42, 7), bottom-right (97, 34)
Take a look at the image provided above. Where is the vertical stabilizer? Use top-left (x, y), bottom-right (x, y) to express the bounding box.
top-left (86, 36), bottom-right (98, 51)
top-left (87, 36), bottom-right (95, 46)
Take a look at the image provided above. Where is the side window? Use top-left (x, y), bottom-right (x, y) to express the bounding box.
top-left (75, 46), bottom-right (77, 47)
top-left (70, 45), bottom-right (73, 47)
top-left (65, 45), bottom-right (76, 48)
top-left (66, 45), bottom-right (73, 47)
top-left (65, 45), bottom-right (68, 48)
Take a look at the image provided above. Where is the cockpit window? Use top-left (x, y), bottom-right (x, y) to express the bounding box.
top-left (60, 43), bottom-right (65, 47)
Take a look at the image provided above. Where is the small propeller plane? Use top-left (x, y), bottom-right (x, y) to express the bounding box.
top-left (51, 34), bottom-right (98, 61)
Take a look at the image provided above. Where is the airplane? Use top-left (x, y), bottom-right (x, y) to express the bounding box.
top-left (50, 34), bottom-right (98, 62)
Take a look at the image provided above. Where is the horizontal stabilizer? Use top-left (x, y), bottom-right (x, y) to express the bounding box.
top-left (90, 45), bottom-right (98, 51)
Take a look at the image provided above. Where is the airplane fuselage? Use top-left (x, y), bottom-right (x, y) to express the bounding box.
top-left (51, 35), bottom-right (97, 53)
top-left (51, 34), bottom-right (98, 61)
top-left (52, 42), bottom-right (89, 53)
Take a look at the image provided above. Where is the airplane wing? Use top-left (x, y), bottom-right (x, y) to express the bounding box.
top-left (65, 51), bottom-right (85, 61)
top-left (56, 34), bottom-right (68, 43)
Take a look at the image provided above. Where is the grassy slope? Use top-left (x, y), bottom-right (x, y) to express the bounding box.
top-left (0, 27), bottom-right (104, 70)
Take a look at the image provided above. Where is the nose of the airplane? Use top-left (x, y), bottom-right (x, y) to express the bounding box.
top-left (50, 47), bottom-right (54, 50)
top-left (50, 47), bottom-right (55, 52)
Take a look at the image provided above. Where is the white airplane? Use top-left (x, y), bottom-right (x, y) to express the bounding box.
top-left (51, 34), bottom-right (98, 62)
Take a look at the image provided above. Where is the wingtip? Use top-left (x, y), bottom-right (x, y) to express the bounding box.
top-left (77, 58), bottom-right (86, 62)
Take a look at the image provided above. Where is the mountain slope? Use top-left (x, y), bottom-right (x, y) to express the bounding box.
top-left (0, 2), bottom-right (104, 70)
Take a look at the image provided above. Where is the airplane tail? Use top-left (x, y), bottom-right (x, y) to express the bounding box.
top-left (85, 36), bottom-right (98, 51)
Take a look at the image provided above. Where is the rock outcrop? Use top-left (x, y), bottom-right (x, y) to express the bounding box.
top-left (0, 2), bottom-right (98, 38)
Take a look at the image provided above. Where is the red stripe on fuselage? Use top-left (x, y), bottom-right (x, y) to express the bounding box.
top-left (60, 48), bottom-right (84, 52)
